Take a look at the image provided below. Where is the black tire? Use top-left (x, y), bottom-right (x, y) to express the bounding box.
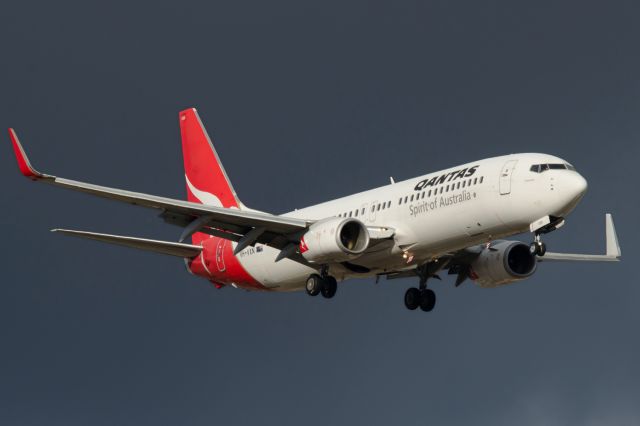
top-left (306, 274), bottom-right (322, 296)
top-left (321, 276), bottom-right (338, 299)
top-left (530, 241), bottom-right (547, 257)
top-left (538, 242), bottom-right (547, 256)
top-left (404, 287), bottom-right (420, 310)
top-left (529, 242), bottom-right (538, 256)
top-left (419, 289), bottom-right (436, 312)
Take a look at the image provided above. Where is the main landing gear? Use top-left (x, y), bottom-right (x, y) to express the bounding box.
top-left (306, 274), bottom-right (338, 299)
top-left (404, 287), bottom-right (436, 312)
top-left (404, 261), bottom-right (442, 312)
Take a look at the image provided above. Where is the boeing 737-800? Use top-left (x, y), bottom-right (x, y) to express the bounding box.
top-left (9, 109), bottom-right (621, 312)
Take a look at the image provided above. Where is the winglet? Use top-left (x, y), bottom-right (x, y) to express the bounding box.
top-left (605, 214), bottom-right (621, 258)
top-left (8, 128), bottom-right (52, 180)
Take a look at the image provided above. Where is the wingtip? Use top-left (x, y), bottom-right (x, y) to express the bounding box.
top-left (605, 213), bottom-right (621, 258)
top-left (8, 128), bottom-right (48, 180)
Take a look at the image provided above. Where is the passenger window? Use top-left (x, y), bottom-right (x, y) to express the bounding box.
top-left (398, 198), bottom-right (402, 205)
top-left (445, 185), bottom-right (449, 192)
top-left (457, 182), bottom-right (461, 189)
top-left (361, 208), bottom-right (365, 215)
top-left (348, 211), bottom-right (352, 217)
top-left (439, 187), bottom-right (443, 194)
top-left (462, 181), bottom-right (466, 188)
top-left (480, 176), bottom-right (484, 184)
top-left (428, 190), bottom-right (431, 197)
top-left (410, 195), bottom-right (414, 202)
top-left (404, 196), bottom-right (408, 203)
top-left (354, 209), bottom-right (358, 217)
top-left (474, 178), bottom-right (478, 185)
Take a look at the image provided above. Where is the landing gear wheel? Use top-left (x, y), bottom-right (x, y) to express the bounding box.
top-left (530, 241), bottom-right (547, 257)
top-left (538, 242), bottom-right (547, 256)
top-left (320, 276), bottom-right (337, 299)
top-left (419, 289), bottom-right (436, 312)
top-left (404, 287), bottom-right (421, 310)
top-left (306, 274), bottom-right (322, 296)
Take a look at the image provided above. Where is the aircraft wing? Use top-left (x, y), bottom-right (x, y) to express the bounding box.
top-left (52, 229), bottom-right (203, 257)
top-left (537, 214), bottom-right (621, 262)
top-left (9, 129), bottom-right (311, 251)
top-left (384, 214), bottom-right (620, 286)
top-left (10, 129), bottom-right (395, 263)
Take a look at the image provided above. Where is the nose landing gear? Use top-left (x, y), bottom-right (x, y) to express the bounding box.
top-left (530, 234), bottom-right (547, 257)
top-left (529, 215), bottom-right (565, 257)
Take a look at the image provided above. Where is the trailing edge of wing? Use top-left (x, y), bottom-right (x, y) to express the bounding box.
top-left (52, 229), bottom-right (203, 258)
top-left (539, 214), bottom-right (621, 262)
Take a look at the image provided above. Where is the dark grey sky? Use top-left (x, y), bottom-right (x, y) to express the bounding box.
top-left (1, 1), bottom-right (639, 425)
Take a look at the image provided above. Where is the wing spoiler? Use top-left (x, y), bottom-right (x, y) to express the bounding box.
top-left (539, 214), bottom-right (621, 262)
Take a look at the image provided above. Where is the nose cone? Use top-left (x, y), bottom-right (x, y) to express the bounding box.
top-left (571, 173), bottom-right (588, 199)
top-left (560, 173), bottom-right (588, 214)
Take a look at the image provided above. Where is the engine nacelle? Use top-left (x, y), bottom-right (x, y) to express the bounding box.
top-left (300, 217), bottom-right (370, 264)
top-left (470, 241), bottom-right (537, 288)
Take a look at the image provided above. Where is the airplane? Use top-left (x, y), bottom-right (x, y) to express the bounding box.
top-left (8, 108), bottom-right (621, 312)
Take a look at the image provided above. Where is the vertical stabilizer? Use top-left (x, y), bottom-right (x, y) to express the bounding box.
top-left (179, 108), bottom-right (242, 209)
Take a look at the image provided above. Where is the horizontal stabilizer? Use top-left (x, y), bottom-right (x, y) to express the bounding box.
top-left (52, 229), bottom-right (203, 258)
top-left (539, 214), bottom-right (621, 262)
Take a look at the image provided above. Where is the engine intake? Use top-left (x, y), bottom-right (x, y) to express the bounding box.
top-left (470, 241), bottom-right (537, 288)
top-left (300, 217), bottom-right (369, 264)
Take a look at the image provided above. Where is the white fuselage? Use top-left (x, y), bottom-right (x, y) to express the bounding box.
top-left (233, 153), bottom-right (588, 291)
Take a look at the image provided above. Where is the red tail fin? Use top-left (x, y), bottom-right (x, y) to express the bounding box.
top-left (179, 108), bottom-right (241, 209)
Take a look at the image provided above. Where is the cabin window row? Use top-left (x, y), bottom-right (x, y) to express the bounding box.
top-left (337, 200), bottom-right (392, 218)
top-left (398, 176), bottom-right (484, 205)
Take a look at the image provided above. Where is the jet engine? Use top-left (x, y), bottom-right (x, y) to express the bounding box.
top-left (300, 217), bottom-right (370, 264)
top-left (470, 241), bottom-right (537, 288)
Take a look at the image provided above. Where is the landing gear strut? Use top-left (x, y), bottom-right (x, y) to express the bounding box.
top-left (306, 270), bottom-right (338, 299)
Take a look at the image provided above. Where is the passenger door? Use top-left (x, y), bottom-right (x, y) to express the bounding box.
top-left (499, 160), bottom-right (518, 195)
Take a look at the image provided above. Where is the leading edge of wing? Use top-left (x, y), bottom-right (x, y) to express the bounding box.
top-left (8, 128), bottom-right (310, 234)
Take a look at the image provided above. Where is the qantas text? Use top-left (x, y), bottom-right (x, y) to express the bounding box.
top-left (413, 166), bottom-right (479, 191)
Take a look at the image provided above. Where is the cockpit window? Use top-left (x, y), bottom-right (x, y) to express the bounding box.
top-left (530, 163), bottom-right (576, 173)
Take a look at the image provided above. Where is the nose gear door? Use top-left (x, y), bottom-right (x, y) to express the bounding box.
top-left (499, 160), bottom-right (518, 195)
